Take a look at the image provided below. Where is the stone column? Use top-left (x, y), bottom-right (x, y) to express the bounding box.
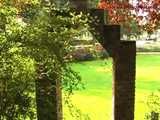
top-left (112, 41), bottom-right (136, 120)
top-left (102, 25), bottom-right (136, 120)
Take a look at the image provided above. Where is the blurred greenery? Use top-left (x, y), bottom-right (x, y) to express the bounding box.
top-left (63, 54), bottom-right (160, 120)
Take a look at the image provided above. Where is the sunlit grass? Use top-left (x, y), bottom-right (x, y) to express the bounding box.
top-left (64, 54), bottom-right (160, 120)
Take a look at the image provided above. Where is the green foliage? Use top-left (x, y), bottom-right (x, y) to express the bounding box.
top-left (121, 19), bottom-right (142, 40)
top-left (0, 2), bottom-right (36, 119)
top-left (0, 0), bottom-right (90, 119)
top-left (145, 92), bottom-right (160, 120)
top-left (0, 55), bottom-right (36, 120)
top-left (69, 55), bottom-right (160, 120)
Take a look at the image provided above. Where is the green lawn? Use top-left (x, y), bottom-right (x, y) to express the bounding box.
top-left (64, 54), bottom-right (160, 120)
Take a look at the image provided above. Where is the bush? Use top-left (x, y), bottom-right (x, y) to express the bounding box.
top-left (71, 45), bottom-right (96, 61)
top-left (145, 92), bottom-right (160, 120)
top-left (0, 1), bottom-right (89, 119)
top-left (0, 55), bottom-right (36, 120)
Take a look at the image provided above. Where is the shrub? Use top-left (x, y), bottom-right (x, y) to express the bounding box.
top-left (145, 92), bottom-right (160, 120)
top-left (0, 0), bottom-right (89, 119)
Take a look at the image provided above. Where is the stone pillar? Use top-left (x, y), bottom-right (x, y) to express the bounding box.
top-left (112, 41), bottom-right (136, 120)
top-left (36, 64), bottom-right (62, 120)
top-left (102, 25), bottom-right (136, 120)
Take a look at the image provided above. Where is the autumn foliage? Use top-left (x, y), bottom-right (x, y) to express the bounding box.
top-left (98, 0), bottom-right (160, 35)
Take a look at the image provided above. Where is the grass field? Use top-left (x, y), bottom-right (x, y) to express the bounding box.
top-left (63, 54), bottom-right (160, 120)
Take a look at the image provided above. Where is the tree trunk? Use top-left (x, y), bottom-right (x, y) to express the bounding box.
top-left (36, 64), bottom-right (62, 120)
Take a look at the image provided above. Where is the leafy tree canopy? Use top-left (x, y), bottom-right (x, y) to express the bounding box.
top-left (98, 0), bottom-right (160, 38)
top-left (0, 0), bottom-right (89, 119)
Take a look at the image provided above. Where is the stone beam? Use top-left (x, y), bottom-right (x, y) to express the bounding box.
top-left (102, 25), bottom-right (120, 56)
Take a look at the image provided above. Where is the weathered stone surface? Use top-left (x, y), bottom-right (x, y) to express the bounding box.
top-left (102, 25), bottom-right (120, 56)
top-left (112, 41), bottom-right (136, 120)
